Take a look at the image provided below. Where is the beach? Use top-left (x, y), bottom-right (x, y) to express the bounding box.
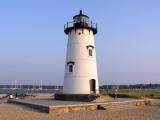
top-left (0, 103), bottom-right (160, 120)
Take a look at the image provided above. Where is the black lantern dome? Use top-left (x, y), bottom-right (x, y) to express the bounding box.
top-left (64, 10), bottom-right (97, 34)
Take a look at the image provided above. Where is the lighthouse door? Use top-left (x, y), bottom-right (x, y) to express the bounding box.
top-left (90, 79), bottom-right (96, 93)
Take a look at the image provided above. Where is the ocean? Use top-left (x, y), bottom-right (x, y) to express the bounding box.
top-left (0, 89), bottom-right (62, 94)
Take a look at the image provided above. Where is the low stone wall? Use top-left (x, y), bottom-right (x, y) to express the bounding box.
top-left (98, 99), bottom-right (151, 110)
top-left (49, 105), bottom-right (97, 113)
top-left (8, 99), bottom-right (151, 113)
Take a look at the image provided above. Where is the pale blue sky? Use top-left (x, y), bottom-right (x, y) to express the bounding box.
top-left (0, 0), bottom-right (160, 85)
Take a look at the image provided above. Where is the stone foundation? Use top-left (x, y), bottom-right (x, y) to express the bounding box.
top-left (54, 94), bottom-right (100, 101)
top-left (49, 105), bottom-right (97, 113)
top-left (8, 99), bottom-right (151, 113)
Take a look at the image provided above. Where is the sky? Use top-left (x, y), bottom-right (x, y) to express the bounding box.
top-left (0, 0), bottom-right (160, 86)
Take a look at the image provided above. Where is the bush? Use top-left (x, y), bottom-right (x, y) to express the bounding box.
top-left (150, 94), bottom-right (154, 97)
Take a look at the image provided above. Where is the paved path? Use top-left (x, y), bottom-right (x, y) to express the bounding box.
top-left (150, 99), bottom-right (160, 106)
top-left (10, 99), bottom-right (91, 106)
top-left (0, 98), bottom-right (8, 104)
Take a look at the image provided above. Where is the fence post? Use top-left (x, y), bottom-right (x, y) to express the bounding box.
top-left (91, 21), bottom-right (92, 28)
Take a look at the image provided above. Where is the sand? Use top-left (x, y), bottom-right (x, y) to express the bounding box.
top-left (0, 103), bottom-right (160, 120)
top-left (0, 94), bottom-right (8, 98)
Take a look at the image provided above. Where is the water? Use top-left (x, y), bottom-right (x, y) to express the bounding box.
top-left (0, 89), bottom-right (62, 94)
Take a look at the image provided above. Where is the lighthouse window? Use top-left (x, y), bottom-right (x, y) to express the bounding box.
top-left (86, 45), bottom-right (94, 57)
top-left (67, 61), bottom-right (75, 72)
top-left (89, 49), bottom-right (93, 56)
top-left (69, 65), bottom-right (73, 72)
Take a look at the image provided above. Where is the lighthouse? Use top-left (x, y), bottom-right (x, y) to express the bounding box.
top-left (63, 10), bottom-right (99, 95)
top-left (55, 10), bottom-right (99, 101)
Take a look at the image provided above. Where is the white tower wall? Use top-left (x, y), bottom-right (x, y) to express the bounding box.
top-left (63, 28), bottom-right (99, 94)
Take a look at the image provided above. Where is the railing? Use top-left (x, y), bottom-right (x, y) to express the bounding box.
top-left (64, 21), bottom-right (97, 30)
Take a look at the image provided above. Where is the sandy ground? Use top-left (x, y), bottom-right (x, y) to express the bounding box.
top-left (0, 94), bottom-right (7, 98)
top-left (0, 103), bottom-right (159, 120)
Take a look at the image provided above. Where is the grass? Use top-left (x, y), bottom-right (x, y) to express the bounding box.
top-left (104, 90), bottom-right (160, 99)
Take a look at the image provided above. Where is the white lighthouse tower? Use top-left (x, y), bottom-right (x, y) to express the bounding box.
top-left (63, 10), bottom-right (99, 95)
